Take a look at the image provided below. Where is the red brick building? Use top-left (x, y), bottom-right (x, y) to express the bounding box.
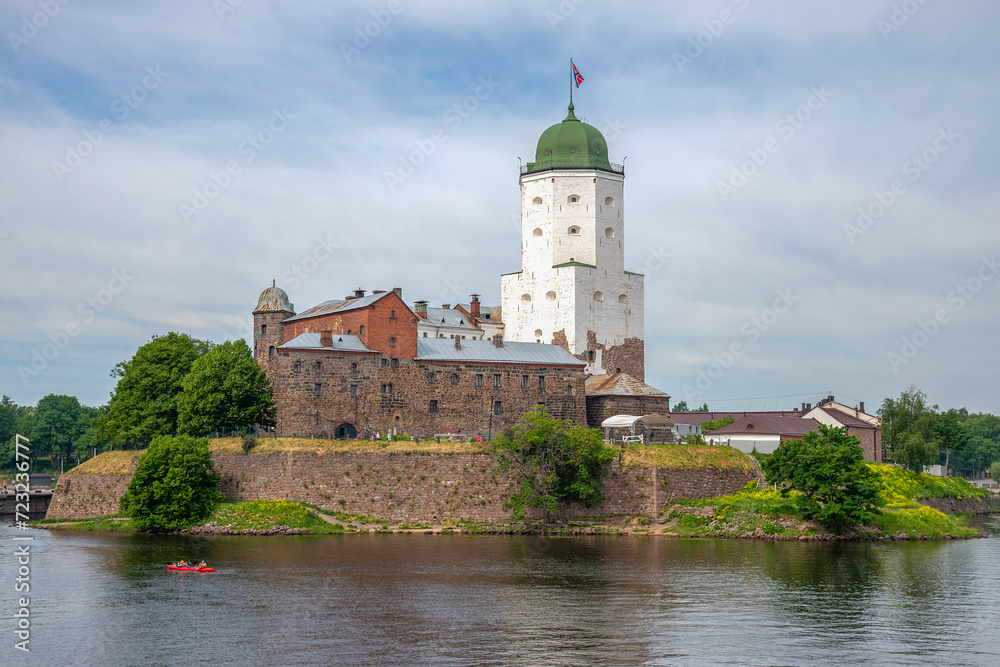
top-left (253, 284), bottom-right (587, 439)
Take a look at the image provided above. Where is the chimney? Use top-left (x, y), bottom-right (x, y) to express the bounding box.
top-left (392, 287), bottom-right (402, 299)
top-left (470, 294), bottom-right (481, 319)
top-left (354, 288), bottom-right (365, 298)
top-left (320, 330), bottom-right (333, 347)
top-left (492, 334), bottom-right (503, 348)
top-left (860, 401), bottom-right (865, 414)
top-left (805, 403), bottom-right (812, 411)
top-left (413, 300), bottom-right (428, 317)
top-left (801, 402), bottom-right (806, 412)
top-left (454, 337), bottom-right (461, 350)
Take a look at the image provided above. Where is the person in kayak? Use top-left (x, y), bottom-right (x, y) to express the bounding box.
top-left (198, 561), bottom-right (207, 569)
top-left (176, 560), bottom-right (187, 567)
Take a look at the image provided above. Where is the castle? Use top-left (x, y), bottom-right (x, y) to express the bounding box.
top-left (252, 101), bottom-right (672, 439)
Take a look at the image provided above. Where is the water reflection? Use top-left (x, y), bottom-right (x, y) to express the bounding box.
top-left (6, 526), bottom-right (1000, 666)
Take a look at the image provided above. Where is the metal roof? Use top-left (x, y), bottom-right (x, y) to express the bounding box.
top-left (711, 415), bottom-right (821, 437)
top-left (425, 308), bottom-right (475, 327)
top-left (278, 333), bottom-right (372, 352)
top-left (416, 338), bottom-right (585, 366)
top-left (283, 292), bottom-right (394, 323)
top-left (585, 372), bottom-right (669, 397)
top-left (811, 407), bottom-right (876, 428)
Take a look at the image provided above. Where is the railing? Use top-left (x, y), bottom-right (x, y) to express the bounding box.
top-left (520, 160), bottom-right (624, 175)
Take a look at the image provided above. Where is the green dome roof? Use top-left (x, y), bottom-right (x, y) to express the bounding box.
top-left (524, 103), bottom-right (617, 174)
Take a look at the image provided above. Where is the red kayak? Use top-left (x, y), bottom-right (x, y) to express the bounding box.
top-left (167, 564), bottom-right (215, 572)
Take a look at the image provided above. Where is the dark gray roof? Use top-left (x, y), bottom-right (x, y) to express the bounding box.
top-left (416, 338), bottom-right (585, 366)
top-left (278, 333), bottom-right (372, 352)
top-left (425, 307), bottom-right (475, 327)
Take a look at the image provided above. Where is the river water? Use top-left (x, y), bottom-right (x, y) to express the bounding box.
top-left (4, 519), bottom-right (1000, 666)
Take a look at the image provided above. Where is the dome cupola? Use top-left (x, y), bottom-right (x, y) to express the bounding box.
top-left (524, 102), bottom-right (615, 174)
top-left (253, 281), bottom-right (294, 313)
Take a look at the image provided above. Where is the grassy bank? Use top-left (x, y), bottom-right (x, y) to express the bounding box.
top-left (62, 451), bottom-right (139, 476)
top-left (662, 464), bottom-right (986, 540)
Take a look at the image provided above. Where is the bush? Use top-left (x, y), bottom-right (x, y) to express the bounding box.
top-left (241, 433), bottom-right (257, 453)
top-left (991, 461), bottom-right (1000, 485)
top-left (763, 425), bottom-right (883, 534)
top-left (119, 435), bottom-right (223, 532)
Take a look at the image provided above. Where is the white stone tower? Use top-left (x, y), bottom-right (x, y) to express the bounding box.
top-left (501, 102), bottom-right (644, 380)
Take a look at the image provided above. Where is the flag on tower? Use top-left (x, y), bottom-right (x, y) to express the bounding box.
top-left (572, 62), bottom-right (584, 88)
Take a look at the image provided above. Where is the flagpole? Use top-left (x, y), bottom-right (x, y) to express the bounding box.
top-left (569, 57), bottom-right (573, 106)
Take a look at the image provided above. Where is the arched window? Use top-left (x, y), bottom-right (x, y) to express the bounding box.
top-left (268, 345), bottom-right (276, 359)
top-left (389, 337), bottom-right (396, 347)
top-left (568, 226), bottom-right (580, 236)
top-left (605, 227), bottom-right (615, 238)
top-left (260, 324), bottom-right (267, 336)
top-left (450, 373), bottom-right (459, 385)
top-left (521, 293), bottom-right (531, 302)
top-left (359, 325), bottom-right (365, 336)
top-left (532, 227), bottom-right (543, 237)
top-left (350, 362), bottom-right (357, 375)
top-left (618, 294), bottom-right (627, 303)
top-left (546, 291), bottom-right (556, 301)
top-left (390, 310), bottom-right (395, 319)
top-left (534, 329), bottom-right (543, 338)
top-left (594, 291), bottom-right (604, 302)
top-left (293, 361), bottom-right (302, 372)
top-left (532, 196), bottom-right (543, 205)
top-left (314, 361), bottom-right (321, 372)
top-left (567, 194), bottom-right (579, 203)
top-left (605, 196), bottom-right (614, 206)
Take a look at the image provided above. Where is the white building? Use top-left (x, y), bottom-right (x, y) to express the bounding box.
top-left (501, 101), bottom-right (645, 379)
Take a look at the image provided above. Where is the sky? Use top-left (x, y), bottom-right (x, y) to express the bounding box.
top-left (2, 0), bottom-right (998, 415)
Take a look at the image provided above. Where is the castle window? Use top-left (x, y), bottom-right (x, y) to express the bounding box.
top-left (260, 324), bottom-right (267, 336)
top-left (313, 383), bottom-right (321, 396)
top-left (538, 376), bottom-right (546, 391)
top-left (568, 226), bottom-right (580, 236)
top-left (475, 374), bottom-right (483, 388)
top-left (390, 358), bottom-right (399, 368)
top-left (618, 294), bottom-right (627, 303)
top-left (389, 337), bottom-right (396, 347)
top-left (314, 361), bottom-right (321, 373)
top-left (570, 146), bottom-right (576, 153)
top-left (605, 227), bottom-right (615, 238)
top-left (534, 328), bottom-right (543, 338)
top-left (350, 362), bottom-right (357, 375)
top-left (381, 383), bottom-right (393, 394)
top-left (429, 400), bottom-right (439, 414)
top-left (350, 384), bottom-right (358, 397)
top-left (565, 384), bottom-right (573, 396)
top-left (521, 293), bottom-right (531, 302)
top-left (493, 373), bottom-right (501, 388)
top-left (427, 372), bottom-right (436, 384)
top-left (594, 291), bottom-right (604, 302)
top-left (568, 195), bottom-right (579, 203)
top-left (268, 346), bottom-right (276, 359)
top-left (359, 325), bottom-right (365, 336)
top-left (545, 291), bottom-right (556, 301)
top-left (422, 332), bottom-right (427, 337)
top-left (588, 351), bottom-right (596, 363)
top-left (293, 361), bottom-right (302, 373)
top-left (493, 400), bottom-right (503, 415)
top-left (450, 373), bottom-right (459, 385)
top-left (390, 310), bottom-right (395, 319)
top-left (381, 358), bottom-right (388, 367)
top-left (521, 375), bottom-right (528, 389)
top-left (532, 227), bottom-right (543, 237)
top-left (605, 196), bottom-right (614, 206)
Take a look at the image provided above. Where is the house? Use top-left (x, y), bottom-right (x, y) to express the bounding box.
top-left (708, 415), bottom-right (822, 454)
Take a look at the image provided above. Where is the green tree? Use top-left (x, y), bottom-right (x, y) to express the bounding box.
top-left (119, 434), bottom-right (223, 532)
top-left (762, 424), bottom-right (883, 534)
top-left (674, 401), bottom-right (710, 412)
top-left (177, 340), bottom-right (275, 435)
top-left (935, 409), bottom-right (970, 476)
top-left (492, 406), bottom-right (616, 522)
top-left (700, 414), bottom-right (735, 432)
top-left (0, 396), bottom-right (17, 445)
top-left (99, 332), bottom-right (211, 447)
top-left (878, 386), bottom-right (939, 471)
top-left (30, 394), bottom-right (83, 460)
top-left (990, 461), bottom-right (1000, 485)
